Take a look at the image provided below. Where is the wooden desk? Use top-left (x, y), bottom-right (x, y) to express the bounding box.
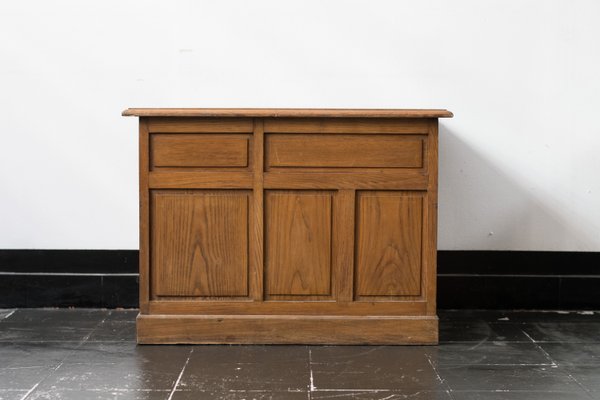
top-left (122, 108), bottom-right (453, 344)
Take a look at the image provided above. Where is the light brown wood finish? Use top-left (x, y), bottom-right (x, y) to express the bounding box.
top-left (138, 118), bottom-right (150, 314)
top-left (124, 108), bottom-right (453, 118)
top-left (266, 134), bottom-right (423, 169)
top-left (151, 134), bottom-right (249, 168)
top-left (137, 314), bottom-right (438, 345)
top-left (151, 191), bottom-right (249, 297)
top-left (250, 119), bottom-right (265, 301)
top-left (125, 109), bottom-right (452, 344)
top-left (265, 191), bottom-right (333, 296)
top-left (355, 192), bottom-right (423, 297)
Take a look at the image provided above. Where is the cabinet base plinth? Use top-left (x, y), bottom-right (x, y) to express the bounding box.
top-left (136, 314), bottom-right (438, 345)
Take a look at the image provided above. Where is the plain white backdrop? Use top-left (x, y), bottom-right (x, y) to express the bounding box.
top-left (1, 1), bottom-right (599, 250)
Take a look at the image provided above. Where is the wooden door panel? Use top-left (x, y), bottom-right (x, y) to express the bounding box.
top-left (265, 191), bottom-right (333, 296)
top-left (355, 191), bottom-right (423, 297)
top-left (151, 190), bottom-right (249, 297)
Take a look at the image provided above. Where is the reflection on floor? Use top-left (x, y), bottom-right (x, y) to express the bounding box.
top-left (1, 308), bottom-right (599, 399)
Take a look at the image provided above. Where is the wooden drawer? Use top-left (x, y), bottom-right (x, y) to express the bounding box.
top-left (150, 134), bottom-right (249, 169)
top-left (265, 134), bottom-right (423, 169)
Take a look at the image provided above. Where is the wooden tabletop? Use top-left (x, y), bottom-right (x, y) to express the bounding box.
top-left (122, 108), bottom-right (453, 118)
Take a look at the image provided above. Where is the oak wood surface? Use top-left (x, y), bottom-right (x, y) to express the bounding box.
top-left (138, 119), bottom-right (150, 314)
top-left (355, 192), bottom-right (423, 297)
top-left (266, 134), bottom-right (423, 168)
top-left (137, 314), bottom-right (438, 345)
top-left (151, 190), bottom-right (249, 297)
top-left (151, 134), bottom-right (249, 168)
top-left (123, 108), bottom-right (453, 118)
top-left (265, 191), bottom-right (333, 296)
top-left (129, 109), bottom-right (450, 344)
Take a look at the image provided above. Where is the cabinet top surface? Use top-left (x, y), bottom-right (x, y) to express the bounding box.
top-left (122, 108), bottom-right (453, 118)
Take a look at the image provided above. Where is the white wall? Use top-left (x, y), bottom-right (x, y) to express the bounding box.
top-left (1, 0), bottom-right (599, 251)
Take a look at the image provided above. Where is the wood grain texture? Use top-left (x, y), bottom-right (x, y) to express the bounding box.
top-left (151, 191), bottom-right (249, 297)
top-left (264, 171), bottom-right (428, 190)
top-left (355, 192), bottom-right (423, 297)
top-left (425, 120), bottom-right (439, 314)
top-left (127, 111), bottom-right (449, 344)
top-left (151, 134), bottom-right (248, 168)
top-left (333, 190), bottom-right (355, 302)
top-left (147, 300), bottom-right (428, 316)
top-left (138, 118), bottom-right (150, 314)
top-left (266, 191), bottom-right (333, 296)
top-left (266, 134), bottom-right (423, 168)
top-left (147, 117), bottom-right (253, 133)
top-left (264, 118), bottom-right (430, 134)
top-left (250, 119), bottom-right (264, 301)
top-left (123, 108), bottom-right (453, 118)
top-left (149, 172), bottom-right (253, 189)
top-left (137, 314), bottom-right (438, 344)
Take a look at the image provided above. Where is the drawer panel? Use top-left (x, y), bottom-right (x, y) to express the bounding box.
top-left (266, 134), bottom-right (423, 169)
top-left (151, 134), bottom-right (249, 168)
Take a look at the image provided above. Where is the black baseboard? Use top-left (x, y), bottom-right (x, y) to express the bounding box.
top-left (0, 250), bottom-right (598, 309)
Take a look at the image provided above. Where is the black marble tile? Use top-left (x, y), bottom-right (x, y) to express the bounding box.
top-left (564, 365), bottom-right (600, 392)
top-left (522, 323), bottom-right (600, 343)
top-left (451, 391), bottom-right (593, 400)
top-left (104, 310), bottom-right (138, 323)
top-left (428, 342), bottom-right (552, 366)
top-left (172, 390), bottom-right (308, 399)
top-left (0, 390), bottom-right (29, 400)
top-left (310, 390), bottom-right (453, 399)
top-left (0, 342), bottom-right (81, 369)
top-left (0, 365), bottom-right (54, 391)
top-left (0, 322), bottom-right (94, 343)
top-left (37, 342), bottom-right (192, 391)
top-left (3, 309), bottom-right (109, 327)
top-left (438, 365), bottom-right (582, 392)
top-left (87, 321), bottom-right (137, 342)
top-left (179, 346), bottom-right (310, 392)
top-left (309, 346), bottom-right (443, 392)
top-left (26, 389), bottom-right (171, 399)
top-left (439, 310), bottom-right (600, 323)
top-left (439, 321), bottom-right (530, 343)
top-left (541, 343), bottom-right (600, 365)
top-left (0, 310), bottom-right (15, 320)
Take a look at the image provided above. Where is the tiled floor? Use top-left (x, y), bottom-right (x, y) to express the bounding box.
top-left (1, 309), bottom-right (599, 399)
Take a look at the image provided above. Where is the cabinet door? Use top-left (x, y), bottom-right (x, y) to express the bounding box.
top-left (265, 191), bottom-right (333, 297)
top-left (151, 190), bottom-right (249, 297)
top-left (355, 191), bottom-right (423, 298)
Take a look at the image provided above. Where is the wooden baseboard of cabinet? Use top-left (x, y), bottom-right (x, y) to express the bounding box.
top-left (136, 314), bottom-right (438, 345)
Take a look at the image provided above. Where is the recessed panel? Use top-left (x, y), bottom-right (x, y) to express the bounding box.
top-left (152, 190), bottom-right (249, 297)
top-left (355, 192), bottom-right (423, 297)
top-left (266, 191), bottom-right (333, 296)
top-left (266, 134), bottom-right (423, 169)
top-left (151, 134), bottom-right (248, 168)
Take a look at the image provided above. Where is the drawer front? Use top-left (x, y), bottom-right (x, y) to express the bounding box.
top-left (151, 134), bottom-right (249, 168)
top-left (265, 134), bottom-right (423, 169)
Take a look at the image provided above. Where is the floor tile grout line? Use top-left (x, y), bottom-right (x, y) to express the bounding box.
top-left (18, 382), bottom-right (40, 400)
top-left (19, 311), bottom-right (112, 400)
top-left (425, 352), bottom-right (455, 399)
top-left (167, 347), bottom-right (194, 400)
top-left (522, 331), bottom-right (559, 367)
top-left (521, 329), bottom-right (594, 397)
top-left (564, 372), bottom-right (597, 400)
top-left (309, 349), bottom-right (314, 391)
top-left (2, 310), bottom-right (16, 320)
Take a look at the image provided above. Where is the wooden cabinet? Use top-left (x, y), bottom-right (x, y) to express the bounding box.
top-left (123, 108), bottom-right (453, 344)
